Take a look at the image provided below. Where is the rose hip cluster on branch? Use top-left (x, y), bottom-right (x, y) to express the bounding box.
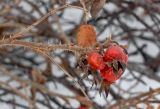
top-left (87, 43), bottom-right (128, 83)
top-left (77, 24), bottom-right (128, 96)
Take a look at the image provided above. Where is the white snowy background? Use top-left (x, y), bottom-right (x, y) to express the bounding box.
top-left (0, 0), bottom-right (160, 109)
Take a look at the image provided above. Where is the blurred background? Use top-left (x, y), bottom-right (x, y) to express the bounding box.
top-left (0, 0), bottom-right (160, 109)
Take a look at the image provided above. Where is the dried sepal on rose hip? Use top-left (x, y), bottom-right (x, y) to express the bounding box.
top-left (99, 79), bottom-right (111, 98)
top-left (87, 51), bottom-right (105, 70)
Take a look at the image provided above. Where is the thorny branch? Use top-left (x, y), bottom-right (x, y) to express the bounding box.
top-left (0, 0), bottom-right (160, 109)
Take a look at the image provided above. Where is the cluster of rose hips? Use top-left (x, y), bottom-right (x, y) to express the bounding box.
top-left (76, 24), bottom-right (128, 109)
top-left (76, 24), bottom-right (128, 84)
top-left (87, 43), bottom-right (128, 83)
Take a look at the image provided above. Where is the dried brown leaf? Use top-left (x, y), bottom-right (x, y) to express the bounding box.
top-left (91, 0), bottom-right (107, 19)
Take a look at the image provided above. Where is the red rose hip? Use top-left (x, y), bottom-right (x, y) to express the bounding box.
top-left (100, 65), bottom-right (123, 83)
top-left (104, 44), bottom-right (128, 64)
top-left (87, 51), bottom-right (105, 70)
